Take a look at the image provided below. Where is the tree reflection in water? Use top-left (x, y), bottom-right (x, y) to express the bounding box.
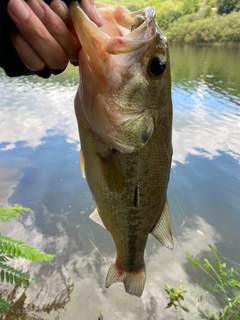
top-left (2, 279), bottom-right (73, 320)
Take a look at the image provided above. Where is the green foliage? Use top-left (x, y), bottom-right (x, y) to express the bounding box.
top-left (202, 6), bottom-right (213, 18)
top-left (206, 0), bottom-right (217, 6)
top-left (165, 284), bottom-right (189, 312)
top-left (0, 205), bottom-right (31, 222)
top-left (181, 0), bottom-right (201, 14)
top-left (187, 244), bottom-right (240, 319)
top-left (97, 0), bottom-right (240, 44)
top-left (0, 262), bottom-right (30, 287)
top-left (0, 206), bottom-right (55, 314)
top-left (217, 0), bottom-right (240, 14)
top-left (165, 11), bottom-right (240, 43)
top-left (0, 236), bottom-right (55, 262)
top-left (156, 10), bottom-right (182, 30)
top-left (0, 296), bottom-right (12, 314)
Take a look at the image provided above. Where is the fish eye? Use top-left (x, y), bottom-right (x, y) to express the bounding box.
top-left (148, 57), bottom-right (166, 76)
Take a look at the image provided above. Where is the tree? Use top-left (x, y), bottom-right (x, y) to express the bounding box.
top-left (181, 0), bottom-right (200, 14)
top-left (217, 0), bottom-right (240, 14)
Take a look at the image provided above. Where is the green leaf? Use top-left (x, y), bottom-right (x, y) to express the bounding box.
top-left (0, 236), bottom-right (55, 262)
top-left (228, 280), bottom-right (240, 287)
top-left (181, 305), bottom-right (190, 312)
top-left (15, 247), bottom-right (20, 258)
top-left (186, 252), bottom-right (201, 269)
top-left (0, 205), bottom-right (55, 303)
top-left (9, 273), bottom-right (13, 285)
top-left (0, 254), bottom-right (9, 263)
top-left (22, 278), bottom-right (29, 287)
top-left (31, 277), bottom-right (41, 282)
top-left (14, 275), bottom-right (20, 286)
top-left (0, 205), bottom-right (31, 222)
top-left (0, 295), bottom-right (13, 313)
top-left (1, 270), bottom-right (4, 282)
top-left (6, 272), bottom-right (9, 283)
top-left (11, 246), bottom-right (16, 257)
top-left (0, 262), bottom-right (30, 287)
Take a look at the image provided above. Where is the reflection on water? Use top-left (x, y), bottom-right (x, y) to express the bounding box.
top-left (0, 44), bottom-right (240, 319)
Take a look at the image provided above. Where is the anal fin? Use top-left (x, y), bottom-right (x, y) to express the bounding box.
top-left (105, 262), bottom-right (146, 298)
top-left (89, 208), bottom-right (106, 229)
top-left (151, 199), bottom-right (174, 250)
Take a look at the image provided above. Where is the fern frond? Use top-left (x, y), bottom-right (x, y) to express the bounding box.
top-left (0, 296), bottom-right (12, 313)
top-left (0, 262), bottom-right (30, 287)
top-left (0, 253), bottom-right (10, 263)
top-left (0, 236), bottom-right (55, 262)
top-left (0, 205), bottom-right (31, 222)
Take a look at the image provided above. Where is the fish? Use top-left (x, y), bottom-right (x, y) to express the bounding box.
top-left (69, 1), bottom-right (173, 297)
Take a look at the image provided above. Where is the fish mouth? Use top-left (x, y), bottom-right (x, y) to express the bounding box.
top-left (69, 2), bottom-right (158, 65)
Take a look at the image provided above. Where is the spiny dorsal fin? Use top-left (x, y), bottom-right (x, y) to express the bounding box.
top-left (151, 199), bottom-right (174, 250)
top-left (80, 149), bottom-right (85, 178)
top-left (105, 262), bottom-right (146, 298)
top-left (89, 208), bottom-right (106, 229)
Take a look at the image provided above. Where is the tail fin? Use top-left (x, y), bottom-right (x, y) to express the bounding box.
top-left (105, 262), bottom-right (146, 298)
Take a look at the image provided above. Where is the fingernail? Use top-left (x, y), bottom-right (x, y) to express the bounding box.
top-left (81, 0), bottom-right (103, 27)
top-left (8, 0), bottom-right (30, 21)
top-left (50, 0), bottom-right (68, 21)
top-left (27, 0), bottom-right (45, 20)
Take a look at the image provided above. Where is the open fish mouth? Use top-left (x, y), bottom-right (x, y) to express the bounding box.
top-left (70, 2), bottom-right (168, 153)
top-left (70, 2), bottom-right (158, 57)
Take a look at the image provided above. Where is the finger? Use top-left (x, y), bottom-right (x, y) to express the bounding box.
top-left (81, 0), bottom-right (102, 27)
top-left (11, 32), bottom-right (46, 71)
top-left (50, 0), bottom-right (71, 26)
top-left (7, 0), bottom-right (68, 69)
top-left (27, 0), bottom-right (80, 60)
top-left (50, 0), bottom-right (78, 39)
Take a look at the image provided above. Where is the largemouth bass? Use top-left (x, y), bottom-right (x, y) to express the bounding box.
top-left (69, 1), bottom-right (173, 297)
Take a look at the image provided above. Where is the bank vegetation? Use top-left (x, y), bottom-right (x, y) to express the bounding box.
top-left (100, 0), bottom-right (240, 44)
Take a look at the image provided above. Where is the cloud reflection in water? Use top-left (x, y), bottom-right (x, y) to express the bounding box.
top-left (1, 206), bottom-right (222, 320)
top-left (0, 71), bottom-right (79, 150)
top-left (1, 69), bottom-right (239, 167)
top-left (0, 44), bottom-right (240, 319)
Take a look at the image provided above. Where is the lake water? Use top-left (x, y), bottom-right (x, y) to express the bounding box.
top-left (0, 43), bottom-right (240, 320)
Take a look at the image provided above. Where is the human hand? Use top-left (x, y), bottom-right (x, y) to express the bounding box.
top-left (7, 0), bottom-right (102, 74)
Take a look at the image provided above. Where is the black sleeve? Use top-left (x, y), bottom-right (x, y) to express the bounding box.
top-left (0, 0), bottom-right (73, 78)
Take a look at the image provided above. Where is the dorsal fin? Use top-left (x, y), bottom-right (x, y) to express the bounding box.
top-left (151, 199), bottom-right (174, 250)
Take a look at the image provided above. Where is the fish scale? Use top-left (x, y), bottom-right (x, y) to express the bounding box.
top-left (70, 1), bottom-right (173, 297)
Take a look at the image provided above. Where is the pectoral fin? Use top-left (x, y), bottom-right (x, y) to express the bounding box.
top-left (151, 199), bottom-right (174, 250)
top-left (89, 208), bottom-right (106, 229)
top-left (80, 150), bottom-right (85, 178)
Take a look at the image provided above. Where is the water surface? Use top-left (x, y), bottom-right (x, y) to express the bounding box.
top-left (0, 43), bottom-right (240, 319)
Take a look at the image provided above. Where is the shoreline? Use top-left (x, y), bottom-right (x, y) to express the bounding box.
top-left (168, 41), bottom-right (240, 47)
